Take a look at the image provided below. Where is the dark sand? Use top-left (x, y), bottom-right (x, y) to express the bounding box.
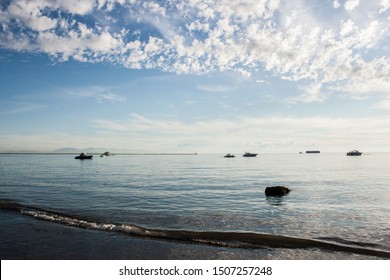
top-left (0, 211), bottom-right (382, 260)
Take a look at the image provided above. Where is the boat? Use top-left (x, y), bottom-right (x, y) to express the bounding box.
top-left (75, 152), bottom-right (93, 160)
top-left (347, 150), bottom-right (362, 156)
top-left (306, 151), bottom-right (320, 153)
top-left (100, 151), bottom-right (111, 157)
top-left (243, 152), bottom-right (257, 157)
top-left (224, 153), bottom-right (235, 158)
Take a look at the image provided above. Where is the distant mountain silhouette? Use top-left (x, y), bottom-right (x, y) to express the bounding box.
top-left (51, 147), bottom-right (107, 153)
top-left (51, 148), bottom-right (82, 153)
top-left (51, 147), bottom-right (149, 154)
top-left (1, 147), bottom-right (193, 154)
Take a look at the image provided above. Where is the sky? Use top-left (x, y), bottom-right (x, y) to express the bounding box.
top-left (0, 0), bottom-right (390, 153)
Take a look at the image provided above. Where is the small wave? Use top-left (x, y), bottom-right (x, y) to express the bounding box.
top-left (317, 236), bottom-right (380, 248)
top-left (1, 199), bottom-right (389, 259)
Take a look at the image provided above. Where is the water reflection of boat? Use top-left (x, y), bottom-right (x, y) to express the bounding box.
top-left (224, 153), bottom-right (235, 158)
top-left (347, 150), bottom-right (362, 156)
top-left (75, 152), bottom-right (93, 159)
top-left (243, 152), bottom-right (257, 157)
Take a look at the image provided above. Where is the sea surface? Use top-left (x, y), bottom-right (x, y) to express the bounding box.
top-left (0, 153), bottom-right (389, 259)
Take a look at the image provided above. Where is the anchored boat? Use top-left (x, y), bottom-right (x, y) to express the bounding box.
top-left (243, 152), bottom-right (257, 157)
top-left (224, 153), bottom-right (235, 158)
top-left (347, 150), bottom-right (362, 156)
top-left (75, 152), bottom-right (93, 160)
top-left (100, 151), bottom-right (111, 157)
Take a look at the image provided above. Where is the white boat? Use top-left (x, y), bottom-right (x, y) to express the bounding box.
top-left (243, 152), bottom-right (257, 157)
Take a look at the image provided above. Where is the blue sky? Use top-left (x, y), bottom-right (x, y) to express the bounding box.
top-left (1, 0), bottom-right (390, 153)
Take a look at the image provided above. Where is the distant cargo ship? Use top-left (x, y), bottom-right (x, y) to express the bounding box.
top-left (306, 151), bottom-right (320, 153)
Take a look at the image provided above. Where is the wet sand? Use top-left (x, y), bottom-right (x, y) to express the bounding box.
top-left (0, 211), bottom-right (383, 260)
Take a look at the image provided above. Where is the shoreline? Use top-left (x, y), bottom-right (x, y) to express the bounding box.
top-left (0, 210), bottom-right (386, 260)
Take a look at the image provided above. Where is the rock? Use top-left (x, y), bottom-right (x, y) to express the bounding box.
top-left (265, 186), bottom-right (291, 196)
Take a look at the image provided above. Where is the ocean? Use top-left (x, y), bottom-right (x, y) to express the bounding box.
top-left (0, 153), bottom-right (389, 260)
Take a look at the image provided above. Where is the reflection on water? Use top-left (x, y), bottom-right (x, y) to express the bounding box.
top-left (265, 196), bottom-right (287, 206)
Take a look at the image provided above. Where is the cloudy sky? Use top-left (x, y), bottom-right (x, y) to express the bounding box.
top-left (1, 0), bottom-right (390, 153)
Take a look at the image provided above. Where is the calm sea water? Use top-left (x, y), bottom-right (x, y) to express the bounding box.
top-left (0, 153), bottom-right (389, 259)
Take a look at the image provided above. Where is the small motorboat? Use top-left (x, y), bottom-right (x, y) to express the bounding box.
top-left (243, 152), bottom-right (257, 157)
top-left (347, 150), bottom-right (362, 156)
top-left (75, 152), bottom-right (93, 159)
top-left (224, 153), bottom-right (235, 158)
top-left (100, 151), bottom-right (111, 157)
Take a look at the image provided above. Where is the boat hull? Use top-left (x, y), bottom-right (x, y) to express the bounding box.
top-left (346, 150), bottom-right (362, 156)
top-left (224, 154), bottom-right (235, 158)
top-left (75, 156), bottom-right (93, 159)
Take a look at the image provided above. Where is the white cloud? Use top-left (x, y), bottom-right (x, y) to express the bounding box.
top-left (36, 27), bottom-right (124, 61)
top-left (2, 112), bottom-right (390, 152)
top-left (88, 113), bottom-right (390, 152)
top-left (327, 56), bottom-right (390, 97)
top-left (56, 85), bottom-right (126, 104)
top-left (374, 98), bottom-right (390, 110)
top-left (54, 0), bottom-right (97, 15)
top-left (91, 119), bottom-right (129, 132)
top-left (142, 2), bottom-right (166, 16)
top-left (333, 0), bottom-right (341, 9)
top-left (380, 0), bottom-right (390, 13)
top-left (284, 82), bottom-right (327, 104)
top-left (197, 84), bottom-right (232, 93)
top-left (96, 92), bottom-right (126, 103)
top-left (0, 102), bottom-right (48, 114)
top-left (5, 1), bottom-right (57, 31)
top-left (1, 0), bottom-right (389, 101)
top-left (344, 0), bottom-right (360, 11)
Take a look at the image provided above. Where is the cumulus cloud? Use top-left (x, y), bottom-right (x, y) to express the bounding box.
top-left (344, 0), bottom-right (360, 11)
top-left (333, 0), bottom-right (341, 9)
top-left (380, 0), bottom-right (390, 13)
top-left (1, 0), bottom-right (389, 101)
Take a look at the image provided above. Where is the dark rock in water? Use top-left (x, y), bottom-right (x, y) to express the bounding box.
top-left (265, 186), bottom-right (291, 196)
